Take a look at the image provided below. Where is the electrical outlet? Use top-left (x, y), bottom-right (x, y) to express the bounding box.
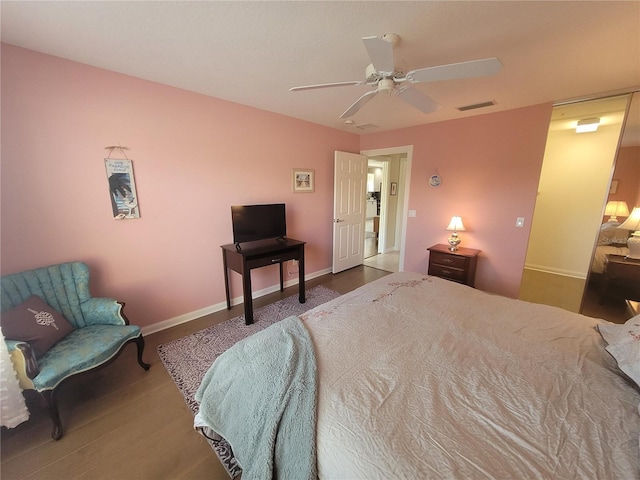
top-left (516, 217), bottom-right (525, 228)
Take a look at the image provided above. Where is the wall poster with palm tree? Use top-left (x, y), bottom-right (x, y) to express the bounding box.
top-left (105, 158), bottom-right (140, 219)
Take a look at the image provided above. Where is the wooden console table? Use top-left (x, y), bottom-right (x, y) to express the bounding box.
top-left (221, 238), bottom-right (306, 325)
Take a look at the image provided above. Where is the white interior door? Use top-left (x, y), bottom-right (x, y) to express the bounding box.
top-left (332, 151), bottom-right (367, 273)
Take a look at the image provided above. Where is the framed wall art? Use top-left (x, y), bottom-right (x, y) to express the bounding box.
top-left (609, 179), bottom-right (619, 194)
top-left (105, 158), bottom-right (140, 219)
top-left (292, 168), bottom-right (315, 193)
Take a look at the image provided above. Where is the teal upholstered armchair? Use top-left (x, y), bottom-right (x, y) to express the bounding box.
top-left (1, 262), bottom-right (150, 439)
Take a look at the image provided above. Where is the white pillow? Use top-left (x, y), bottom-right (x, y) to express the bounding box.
top-left (598, 315), bottom-right (640, 388)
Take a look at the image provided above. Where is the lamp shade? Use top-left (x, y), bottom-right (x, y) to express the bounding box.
top-left (446, 216), bottom-right (466, 231)
top-left (619, 207), bottom-right (640, 232)
top-left (619, 207), bottom-right (640, 260)
top-left (604, 200), bottom-right (629, 221)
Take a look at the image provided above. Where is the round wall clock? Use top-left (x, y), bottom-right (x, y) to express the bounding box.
top-left (429, 174), bottom-right (442, 187)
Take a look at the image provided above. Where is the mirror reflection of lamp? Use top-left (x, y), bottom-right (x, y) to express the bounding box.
top-left (618, 207), bottom-right (640, 260)
top-left (604, 200), bottom-right (629, 222)
top-left (446, 216), bottom-right (466, 251)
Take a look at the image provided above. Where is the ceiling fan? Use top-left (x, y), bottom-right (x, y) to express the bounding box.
top-left (290, 33), bottom-right (502, 119)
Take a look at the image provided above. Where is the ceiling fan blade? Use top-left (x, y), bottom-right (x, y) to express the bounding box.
top-left (340, 90), bottom-right (378, 119)
top-left (406, 57), bottom-right (502, 83)
top-left (394, 86), bottom-right (440, 114)
top-left (362, 36), bottom-right (395, 74)
top-left (290, 81), bottom-right (365, 92)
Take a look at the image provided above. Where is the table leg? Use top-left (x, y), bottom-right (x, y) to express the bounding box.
top-left (279, 262), bottom-right (284, 292)
top-left (243, 268), bottom-right (254, 325)
top-left (298, 246), bottom-right (306, 304)
top-left (223, 250), bottom-right (231, 310)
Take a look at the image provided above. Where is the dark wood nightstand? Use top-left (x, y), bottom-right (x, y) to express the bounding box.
top-left (599, 254), bottom-right (640, 305)
top-left (427, 244), bottom-right (481, 287)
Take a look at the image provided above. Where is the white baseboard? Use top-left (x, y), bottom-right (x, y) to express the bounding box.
top-left (141, 267), bottom-right (332, 336)
top-left (523, 264), bottom-right (587, 280)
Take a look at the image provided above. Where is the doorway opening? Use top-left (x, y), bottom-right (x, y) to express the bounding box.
top-left (360, 146), bottom-right (413, 273)
top-left (364, 159), bottom-right (384, 259)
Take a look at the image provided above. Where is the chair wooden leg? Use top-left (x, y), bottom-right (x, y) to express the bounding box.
top-left (40, 390), bottom-right (63, 440)
top-left (30, 337), bottom-right (148, 441)
top-left (135, 336), bottom-right (151, 370)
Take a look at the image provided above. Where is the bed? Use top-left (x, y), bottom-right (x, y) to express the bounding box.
top-left (195, 272), bottom-right (640, 479)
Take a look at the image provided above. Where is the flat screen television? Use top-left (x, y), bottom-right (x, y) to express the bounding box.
top-left (231, 203), bottom-right (286, 245)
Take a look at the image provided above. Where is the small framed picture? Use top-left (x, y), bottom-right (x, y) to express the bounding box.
top-left (390, 182), bottom-right (398, 196)
top-left (292, 168), bottom-right (315, 193)
top-left (609, 179), bottom-right (619, 194)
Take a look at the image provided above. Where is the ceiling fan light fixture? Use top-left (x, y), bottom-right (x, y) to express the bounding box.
top-left (378, 78), bottom-right (395, 93)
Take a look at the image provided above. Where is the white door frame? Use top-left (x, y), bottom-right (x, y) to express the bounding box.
top-left (361, 145), bottom-right (413, 272)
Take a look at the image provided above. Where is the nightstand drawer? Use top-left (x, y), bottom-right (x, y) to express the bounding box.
top-left (429, 251), bottom-right (468, 269)
top-left (427, 244), bottom-right (481, 287)
top-left (428, 264), bottom-right (466, 282)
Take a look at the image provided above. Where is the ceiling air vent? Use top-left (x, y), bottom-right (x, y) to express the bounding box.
top-left (457, 101), bottom-right (496, 112)
top-left (355, 123), bottom-right (379, 130)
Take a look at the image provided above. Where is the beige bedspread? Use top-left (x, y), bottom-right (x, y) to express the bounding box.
top-left (300, 272), bottom-right (639, 479)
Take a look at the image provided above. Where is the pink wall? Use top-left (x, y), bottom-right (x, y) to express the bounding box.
top-left (361, 104), bottom-right (552, 297)
top-left (1, 45), bottom-right (358, 328)
top-left (1, 44), bottom-right (554, 329)
top-left (609, 146), bottom-right (640, 208)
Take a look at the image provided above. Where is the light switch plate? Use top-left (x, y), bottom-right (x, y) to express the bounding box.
top-left (516, 217), bottom-right (525, 228)
top-left (408, 210), bottom-right (416, 218)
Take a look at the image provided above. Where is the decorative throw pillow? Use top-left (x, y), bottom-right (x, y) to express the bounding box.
top-left (597, 316), bottom-right (640, 388)
top-left (1, 295), bottom-right (74, 358)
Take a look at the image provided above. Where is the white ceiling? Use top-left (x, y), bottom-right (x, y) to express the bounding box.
top-left (1, 1), bottom-right (639, 138)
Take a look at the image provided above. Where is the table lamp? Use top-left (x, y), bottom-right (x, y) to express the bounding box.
top-left (446, 216), bottom-right (465, 251)
top-left (618, 207), bottom-right (640, 259)
top-left (604, 200), bottom-right (629, 222)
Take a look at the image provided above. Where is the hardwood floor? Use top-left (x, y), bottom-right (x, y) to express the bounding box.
top-left (1, 266), bottom-right (390, 480)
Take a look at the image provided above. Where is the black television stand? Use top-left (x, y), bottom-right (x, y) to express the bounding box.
top-left (234, 236), bottom-right (288, 251)
top-left (221, 238), bottom-right (306, 325)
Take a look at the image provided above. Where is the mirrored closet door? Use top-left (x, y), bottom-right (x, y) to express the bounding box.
top-left (519, 92), bottom-right (638, 323)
